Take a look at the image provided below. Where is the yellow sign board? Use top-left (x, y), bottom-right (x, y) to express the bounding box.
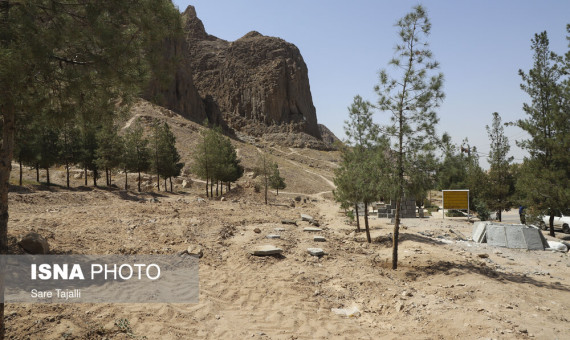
top-left (442, 190), bottom-right (469, 210)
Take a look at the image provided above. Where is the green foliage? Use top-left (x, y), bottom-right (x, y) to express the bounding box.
top-left (192, 123), bottom-right (243, 197)
top-left (268, 163), bottom-right (286, 194)
top-left (151, 122), bottom-right (183, 191)
top-left (375, 5), bottom-right (444, 269)
top-left (95, 122), bottom-right (124, 185)
top-left (123, 120), bottom-right (151, 191)
top-left (514, 30), bottom-right (570, 236)
top-left (484, 112), bottom-right (514, 219)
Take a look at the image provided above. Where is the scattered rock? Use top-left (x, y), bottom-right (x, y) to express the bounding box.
top-left (307, 248), bottom-right (325, 256)
top-left (314, 236), bottom-right (326, 242)
top-left (18, 232), bottom-right (50, 254)
top-left (301, 214), bottom-right (314, 222)
top-left (187, 245), bottom-right (204, 258)
top-left (253, 228), bottom-right (261, 234)
top-left (274, 228), bottom-right (286, 232)
top-left (220, 197), bottom-right (226, 202)
top-left (266, 234), bottom-right (280, 239)
top-left (303, 227), bottom-right (322, 232)
top-left (331, 306), bottom-right (360, 317)
top-left (252, 245), bottom-right (283, 256)
top-left (281, 219), bottom-right (297, 226)
top-left (181, 179), bottom-right (192, 188)
top-left (477, 253), bottom-right (489, 258)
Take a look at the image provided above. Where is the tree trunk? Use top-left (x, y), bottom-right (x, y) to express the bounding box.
top-left (549, 212), bottom-right (555, 237)
top-left (36, 163), bottom-right (39, 182)
top-left (19, 159), bottom-right (22, 186)
top-left (228, 182), bottom-right (231, 192)
top-left (124, 169), bottom-right (128, 190)
top-left (137, 171), bottom-right (141, 192)
top-left (93, 169), bottom-right (97, 187)
top-left (46, 167), bottom-right (50, 186)
top-left (0, 99), bottom-right (16, 339)
top-left (216, 181), bottom-right (218, 197)
top-left (210, 179), bottom-right (213, 198)
top-left (354, 204), bottom-right (361, 232)
top-left (264, 175), bottom-right (268, 205)
top-left (65, 162), bottom-right (70, 188)
top-left (169, 177), bottom-right (173, 192)
top-left (105, 167), bottom-right (109, 187)
top-left (156, 174), bottom-right (160, 191)
top-left (497, 210), bottom-right (502, 222)
top-left (392, 198), bottom-right (401, 270)
top-left (84, 167), bottom-right (87, 186)
top-left (205, 177), bottom-right (208, 197)
top-left (364, 202), bottom-right (371, 243)
top-left (163, 177), bottom-right (167, 192)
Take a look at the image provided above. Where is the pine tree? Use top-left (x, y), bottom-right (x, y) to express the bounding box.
top-left (485, 112), bottom-right (514, 221)
top-left (337, 95), bottom-right (386, 243)
top-left (59, 122), bottom-right (81, 188)
top-left (37, 124), bottom-right (60, 186)
top-left (375, 5), bottom-right (444, 269)
top-left (269, 163), bottom-right (286, 195)
top-left (255, 152), bottom-right (273, 205)
top-left (515, 30), bottom-right (570, 236)
top-left (123, 120), bottom-right (151, 192)
top-left (95, 123), bottom-right (124, 187)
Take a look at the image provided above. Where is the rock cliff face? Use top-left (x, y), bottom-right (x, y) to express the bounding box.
top-left (181, 6), bottom-right (321, 139)
top-left (144, 36), bottom-right (207, 123)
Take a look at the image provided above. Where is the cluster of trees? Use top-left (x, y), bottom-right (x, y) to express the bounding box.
top-left (192, 124), bottom-right (244, 198)
top-left (334, 7), bottom-right (570, 270)
top-left (13, 117), bottom-right (183, 192)
top-left (334, 6), bottom-right (443, 269)
top-left (0, 0), bottom-right (183, 335)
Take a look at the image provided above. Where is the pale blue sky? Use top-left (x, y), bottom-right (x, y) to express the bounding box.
top-left (172, 0), bottom-right (570, 168)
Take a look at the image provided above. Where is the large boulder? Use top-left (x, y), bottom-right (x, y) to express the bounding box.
top-left (18, 232), bottom-right (49, 254)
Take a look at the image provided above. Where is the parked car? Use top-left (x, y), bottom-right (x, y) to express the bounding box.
top-left (539, 213), bottom-right (570, 234)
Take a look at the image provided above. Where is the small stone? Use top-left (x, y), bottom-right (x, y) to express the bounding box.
top-left (314, 236), bottom-right (326, 242)
top-left (220, 197), bottom-right (226, 201)
top-left (252, 245), bottom-right (283, 256)
top-left (307, 248), bottom-right (325, 256)
top-left (477, 253), bottom-right (489, 258)
top-left (304, 227), bottom-right (322, 232)
top-left (266, 234), bottom-right (280, 239)
top-left (187, 245), bottom-right (203, 258)
top-left (253, 228), bottom-right (261, 234)
top-left (274, 228), bottom-right (285, 232)
top-left (281, 219), bottom-right (297, 226)
top-left (18, 232), bottom-right (49, 254)
top-left (301, 214), bottom-right (314, 222)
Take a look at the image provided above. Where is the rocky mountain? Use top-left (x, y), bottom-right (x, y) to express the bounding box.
top-left (146, 5), bottom-right (326, 145)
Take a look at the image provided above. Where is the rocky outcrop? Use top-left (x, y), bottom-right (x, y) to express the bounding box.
top-left (181, 6), bottom-right (321, 139)
top-left (144, 36), bottom-right (208, 124)
top-left (318, 124), bottom-right (341, 149)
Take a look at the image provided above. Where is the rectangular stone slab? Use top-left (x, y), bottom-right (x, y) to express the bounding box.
top-left (301, 214), bottom-right (314, 222)
top-left (314, 236), bottom-right (326, 242)
top-left (303, 227), bottom-right (322, 232)
top-left (266, 234), bottom-right (281, 239)
top-left (486, 225), bottom-right (507, 247)
top-left (472, 221), bottom-right (488, 243)
top-left (522, 228), bottom-right (546, 250)
top-left (252, 245), bottom-right (283, 256)
top-left (307, 248), bottom-right (325, 256)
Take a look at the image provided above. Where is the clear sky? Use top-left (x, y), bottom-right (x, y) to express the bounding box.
top-left (172, 0), bottom-right (570, 168)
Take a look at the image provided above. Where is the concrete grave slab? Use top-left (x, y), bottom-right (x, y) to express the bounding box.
top-left (303, 227), bottom-right (322, 232)
top-left (307, 248), bottom-right (325, 256)
top-left (314, 236), bottom-right (326, 242)
top-left (252, 245), bottom-right (283, 256)
top-left (266, 234), bottom-right (281, 239)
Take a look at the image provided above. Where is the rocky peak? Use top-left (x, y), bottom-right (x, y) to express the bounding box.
top-left (182, 7), bottom-right (321, 139)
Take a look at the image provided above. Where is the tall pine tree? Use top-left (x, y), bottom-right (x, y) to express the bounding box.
top-left (375, 5), bottom-right (444, 269)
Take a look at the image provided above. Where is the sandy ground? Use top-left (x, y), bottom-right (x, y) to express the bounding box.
top-left (4, 171), bottom-right (570, 340)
